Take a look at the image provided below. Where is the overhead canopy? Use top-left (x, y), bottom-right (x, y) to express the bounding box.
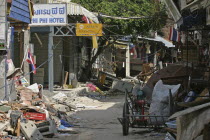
top-left (49, 1), bottom-right (99, 23)
top-left (67, 2), bottom-right (99, 23)
top-left (138, 35), bottom-right (175, 48)
top-left (113, 41), bottom-right (129, 49)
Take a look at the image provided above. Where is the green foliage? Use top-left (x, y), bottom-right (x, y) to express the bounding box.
top-left (71, 0), bottom-right (167, 36)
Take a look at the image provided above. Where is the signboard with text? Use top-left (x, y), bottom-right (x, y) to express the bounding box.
top-left (76, 23), bottom-right (103, 36)
top-left (30, 4), bottom-right (67, 26)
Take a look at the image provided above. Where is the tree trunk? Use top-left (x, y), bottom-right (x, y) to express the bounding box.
top-left (80, 36), bottom-right (119, 81)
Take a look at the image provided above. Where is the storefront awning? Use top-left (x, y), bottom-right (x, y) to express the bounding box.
top-left (113, 41), bottom-right (129, 49)
top-left (67, 2), bottom-right (99, 23)
top-left (49, 1), bottom-right (99, 23)
top-left (138, 35), bottom-right (175, 48)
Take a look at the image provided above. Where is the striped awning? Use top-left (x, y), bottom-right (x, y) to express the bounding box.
top-left (67, 2), bottom-right (99, 23)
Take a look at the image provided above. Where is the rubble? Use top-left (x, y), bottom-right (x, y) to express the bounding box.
top-left (20, 120), bottom-right (43, 140)
top-left (111, 80), bottom-right (133, 93)
top-left (0, 67), bottom-right (97, 140)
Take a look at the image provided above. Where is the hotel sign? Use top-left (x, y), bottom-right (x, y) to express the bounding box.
top-left (30, 4), bottom-right (67, 26)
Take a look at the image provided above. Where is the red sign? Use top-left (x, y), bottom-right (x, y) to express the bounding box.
top-left (24, 112), bottom-right (46, 121)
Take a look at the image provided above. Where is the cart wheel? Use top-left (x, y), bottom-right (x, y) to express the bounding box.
top-left (122, 103), bottom-right (129, 136)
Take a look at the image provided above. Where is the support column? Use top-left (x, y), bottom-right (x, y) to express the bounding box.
top-left (126, 45), bottom-right (130, 77)
top-left (48, 27), bottom-right (54, 92)
top-left (23, 30), bottom-right (30, 84)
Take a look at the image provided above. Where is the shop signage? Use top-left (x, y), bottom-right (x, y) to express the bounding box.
top-left (30, 4), bottom-right (67, 26)
top-left (76, 23), bottom-right (103, 36)
top-left (207, 6), bottom-right (210, 25)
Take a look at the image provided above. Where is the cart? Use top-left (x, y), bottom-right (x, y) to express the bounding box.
top-left (118, 89), bottom-right (172, 136)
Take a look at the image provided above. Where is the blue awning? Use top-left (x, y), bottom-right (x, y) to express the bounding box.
top-left (8, 0), bottom-right (31, 23)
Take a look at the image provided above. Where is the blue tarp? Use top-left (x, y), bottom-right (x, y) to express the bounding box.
top-left (8, 0), bottom-right (31, 23)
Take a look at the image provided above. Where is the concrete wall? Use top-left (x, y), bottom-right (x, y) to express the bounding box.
top-left (31, 33), bottom-right (63, 85)
top-left (13, 31), bottom-right (85, 86)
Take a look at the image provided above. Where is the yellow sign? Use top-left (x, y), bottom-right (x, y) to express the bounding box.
top-left (76, 23), bottom-right (103, 36)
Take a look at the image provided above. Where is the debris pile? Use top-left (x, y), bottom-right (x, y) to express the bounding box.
top-left (0, 82), bottom-right (80, 140)
top-left (0, 62), bottom-right (81, 139)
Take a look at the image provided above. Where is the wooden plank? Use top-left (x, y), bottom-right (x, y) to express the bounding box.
top-left (63, 71), bottom-right (69, 85)
top-left (15, 118), bottom-right (20, 136)
top-left (169, 102), bottom-right (210, 120)
top-left (177, 98), bottom-right (210, 108)
top-left (164, 127), bottom-right (177, 134)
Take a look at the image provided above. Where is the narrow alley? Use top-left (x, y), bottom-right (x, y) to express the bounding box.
top-left (45, 94), bottom-right (165, 140)
top-left (1, 0), bottom-right (210, 139)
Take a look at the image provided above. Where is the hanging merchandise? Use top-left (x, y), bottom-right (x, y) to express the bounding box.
top-left (171, 49), bottom-right (178, 63)
top-left (181, 32), bottom-right (186, 44)
top-left (130, 47), bottom-right (137, 59)
top-left (146, 42), bottom-right (151, 54)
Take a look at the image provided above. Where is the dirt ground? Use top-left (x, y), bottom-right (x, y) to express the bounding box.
top-left (46, 95), bottom-right (165, 140)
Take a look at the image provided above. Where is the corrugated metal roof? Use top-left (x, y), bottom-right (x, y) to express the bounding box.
top-left (9, 0), bottom-right (31, 23)
top-left (67, 2), bottom-right (99, 23)
top-left (49, 1), bottom-right (99, 23)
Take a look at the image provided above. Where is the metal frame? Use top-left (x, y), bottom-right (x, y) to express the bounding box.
top-left (52, 24), bottom-right (76, 36)
top-left (118, 89), bottom-right (169, 135)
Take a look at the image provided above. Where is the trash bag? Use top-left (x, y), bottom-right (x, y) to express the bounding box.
top-left (149, 80), bottom-right (181, 124)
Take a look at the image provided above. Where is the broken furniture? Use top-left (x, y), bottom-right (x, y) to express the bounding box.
top-left (97, 71), bottom-right (119, 89)
top-left (137, 63), bottom-right (155, 84)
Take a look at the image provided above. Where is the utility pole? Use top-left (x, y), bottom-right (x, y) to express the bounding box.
top-left (0, 0), bottom-right (8, 100)
top-left (48, 26), bottom-right (54, 92)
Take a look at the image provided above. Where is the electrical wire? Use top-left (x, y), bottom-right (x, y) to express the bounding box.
top-left (99, 14), bottom-right (149, 20)
top-left (0, 54), bottom-right (53, 90)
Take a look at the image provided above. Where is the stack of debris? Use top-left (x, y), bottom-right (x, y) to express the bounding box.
top-left (0, 82), bottom-right (78, 139)
top-left (135, 64), bottom-right (210, 139)
top-left (0, 60), bottom-right (78, 139)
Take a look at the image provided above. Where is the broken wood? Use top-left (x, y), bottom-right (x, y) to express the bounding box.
top-left (63, 71), bottom-right (69, 89)
top-left (169, 102), bottom-right (210, 120)
top-left (15, 118), bottom-right (20, 136)
top-left (177, 98), bottom-right (210, 108)
top-left (164, 127), bottom-right (177, 134)
top-left (195, 88), bottom-right (209, 102)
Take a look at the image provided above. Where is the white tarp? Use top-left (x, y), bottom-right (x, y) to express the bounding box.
top-left (149, 80), bottom-right (181, 124)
